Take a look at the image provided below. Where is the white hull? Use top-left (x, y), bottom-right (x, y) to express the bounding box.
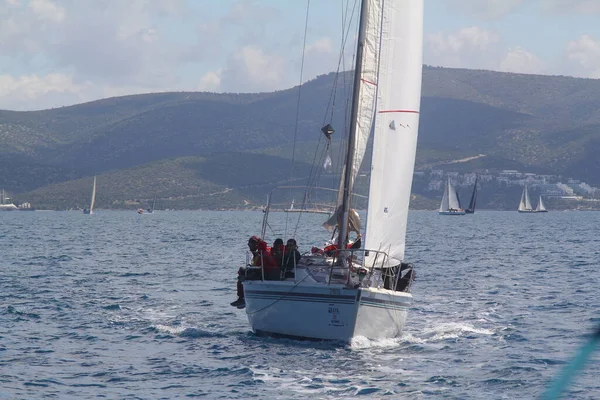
top-left (243, 280), bottom-right (411, 342)
top-left (439, 210), bottom-right (466, 215)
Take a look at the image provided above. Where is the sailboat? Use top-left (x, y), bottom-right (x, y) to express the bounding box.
top-left (465, 176), bottom-right (478, 214)
top-left (535, 195), bottom-right (548, 213)
top-left (0, 189), bottom-right (18, 211)
top-left (439, 177), bottom-right (466, 215)
top-left (517, 184), bottom-right (536, 213)
top-left (238, 0), bottom-right (423, 342)
top-left (138, 196), bottom-right (156, 214)
top-left (83, 176), bottom-right (96, 214)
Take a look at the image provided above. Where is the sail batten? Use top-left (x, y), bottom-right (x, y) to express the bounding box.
top-left (364, 0), bottom-right (424, 267)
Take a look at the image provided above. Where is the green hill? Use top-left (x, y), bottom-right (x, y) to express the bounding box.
top-left (2, 66), bottom-right (600, 209)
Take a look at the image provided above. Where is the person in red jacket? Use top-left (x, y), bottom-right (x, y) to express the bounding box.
top-left (323, 234), bottom-right (362, 256)
top-left (231, 236), bottom-right (279, 309)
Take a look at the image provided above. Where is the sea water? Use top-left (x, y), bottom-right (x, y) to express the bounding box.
top-left (1, 210), bottom-right (599, 399)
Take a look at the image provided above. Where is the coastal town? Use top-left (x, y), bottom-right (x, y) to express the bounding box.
top-left (412, 169), bottom-right (600, 210)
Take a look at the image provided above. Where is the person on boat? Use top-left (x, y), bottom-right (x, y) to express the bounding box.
top-left (323, 234), bottom-right (362, 257)
top-left (231, 236), bottom-right (278, 308)
top-left (281, 238), bottom-right (301, 278)
top-left (270, 238), bottom-right (285, 267)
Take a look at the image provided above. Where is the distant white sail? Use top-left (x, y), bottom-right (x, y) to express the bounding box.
top-left (448, 180), bottom-right (461, 210)
top-left (518, 185), bottom-right (533, 211)
top-left (89, 176), bottom-right (97, 214)
top-left (536, 195), bottom-right (547, 212)
top-left (439, 182), bottom-right (449, 212)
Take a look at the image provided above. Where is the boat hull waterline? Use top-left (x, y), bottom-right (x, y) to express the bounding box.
top-left (243, 280), bottom-right (412, 341)
top-left (439, 210), bottom-right (466, 215)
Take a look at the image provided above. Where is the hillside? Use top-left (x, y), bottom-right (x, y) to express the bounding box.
top-left (1, 66), bottom-right (600, 209)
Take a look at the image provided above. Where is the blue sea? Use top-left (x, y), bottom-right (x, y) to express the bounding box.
top-left (1, 210), bottom-right (599, 399)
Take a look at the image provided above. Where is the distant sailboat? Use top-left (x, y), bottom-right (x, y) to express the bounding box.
top-left (517, 184), bottom-right (536, 213)
top-left (439, 177), bottom-right (466, 215)
top-left (465, 176), bottom-right (478, 214)
top-left (83, 176), bottom-right (96, 215)
top-left (0, 189), bottom-right (18, 211)
top-left (138, 196), bottom-right (156, 214)
top-left (535, 195), bottom-right (548, 213)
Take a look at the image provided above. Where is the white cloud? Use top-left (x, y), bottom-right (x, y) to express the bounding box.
top-left (425, 27), bottom-right (501, 69)
top-left (445, 0), bottom-right (523, 19)
top-left (542, 0), bottom-right (600, 14)
top-left (306, 37), bottom-right (333, 55)
top-left (0, 0), bottom-right (193, 86)
top-left (0, 72), bottom-right (172, 110)
top-left (198, 70), bottom-right (222, 92)
top-left (500, 47), bottom-right (544, 74)
top-left (28, 0), bottom-right (65, 23)
top-left (218, 45), bottom-right (286, 93)
top-left (564, 34), bottom-right (600, 78)
top-left (0, 73), bottom-right (90, 110)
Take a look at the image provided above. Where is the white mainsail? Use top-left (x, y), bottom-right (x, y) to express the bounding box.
top-left (89, 176), bottom-right (97, 214)
top-left (518, 185), bottom-right (532, 211)
top-left (448, 180), bottom-right (461, 210)
top-left (364, 0), bottom-right (423, 267)
top-left (536, 195), bottom-right (546, 212)
top-left (439, 182), bottom-right (449, 212)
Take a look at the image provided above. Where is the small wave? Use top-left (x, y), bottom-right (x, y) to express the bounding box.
top-left (7, 305), bottom-right (41, 319)
top-left (350, 336), bottom-right (403, 349)
top-left (103, 304), bottom-right (121, 310)
top-left (421, 322), bottom-right (495, 341)
top-left (24, 382), bottom-right (49, 387)
top-left (355, 387), bottom-right (382, 396)
top-left (119, 272), bottom-right (152, 277)
top-left (150, 324), bottom-right (226, 338)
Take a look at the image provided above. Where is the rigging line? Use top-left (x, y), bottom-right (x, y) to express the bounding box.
top-left (330, 0), bottom-right (358, 125)
top-left (300, 0), bottom-right (357, 216)
top-left (286, 0), bottom-right (311, 238)
top-left (303, 0), bottom-right (357, 206)
top-left (288, 0), bottom-right (311, 185)
top-left (320, 0), bottom-right (356, 126)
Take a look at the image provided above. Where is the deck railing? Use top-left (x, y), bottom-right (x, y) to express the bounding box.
top-left (243, 248), bottom-right (414, 292)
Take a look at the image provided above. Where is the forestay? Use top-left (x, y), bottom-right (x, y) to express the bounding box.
top-left (335, 0), bottom-right (383, 204)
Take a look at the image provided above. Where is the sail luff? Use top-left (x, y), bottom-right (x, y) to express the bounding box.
top-left (364, 0), bottom-right (424, 266)
top-left (439, 181), bottom-right (449, 212)
top-left (536, 195), bottom-right (546, 212)
top-left (89, 176), bottom-right (97, 213)
top-left (524, 185), bottom-right (532, 210)
top-left (448, 179), bottom-right (461, 210)
top-left (518, 186), bottom-right (527, 211)
top-left (338, 0), bottom-right (374, 251)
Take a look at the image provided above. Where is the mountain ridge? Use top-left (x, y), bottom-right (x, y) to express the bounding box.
top-left (1, 66), bottom-right (600, 209)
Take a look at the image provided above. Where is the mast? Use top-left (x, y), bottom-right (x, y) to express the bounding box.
top-left (338, 0), bottom-right (370, 251)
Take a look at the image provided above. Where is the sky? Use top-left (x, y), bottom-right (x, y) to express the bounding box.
top-left (1, 0), bottom-right (600, 111)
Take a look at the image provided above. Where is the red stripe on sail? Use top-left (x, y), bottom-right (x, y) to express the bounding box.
top-left (378, 109), bottom-right (419, 114)
top-left (360, 79), bottom-right (377, 86)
